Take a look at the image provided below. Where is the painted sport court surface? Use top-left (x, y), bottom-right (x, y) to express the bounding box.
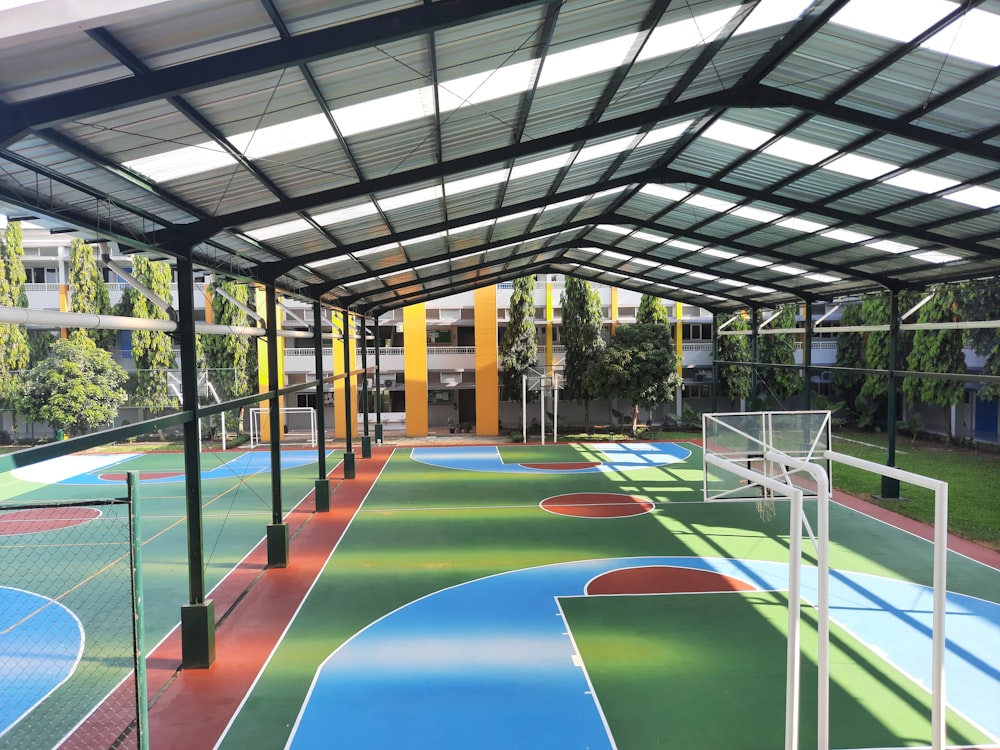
top-left (2, 441), bottom-right (999, 749)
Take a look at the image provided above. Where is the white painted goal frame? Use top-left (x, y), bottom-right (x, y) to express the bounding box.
top-left (702, 411), bottom-right (950, 750)
top-left (249, 406), bottom-right (317, 449)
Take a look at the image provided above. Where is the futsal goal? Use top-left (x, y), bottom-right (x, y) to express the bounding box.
top-left (702, 410), bottom-right (951, 750)
top-left (249, 406), bottom-right (317, 448)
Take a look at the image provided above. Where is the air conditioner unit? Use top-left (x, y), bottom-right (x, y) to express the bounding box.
top-left (384, 379), bottom-right (393, 388)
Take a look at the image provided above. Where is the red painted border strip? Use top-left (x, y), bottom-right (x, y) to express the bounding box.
top-left (58, 447), bottom-right (391, 750)
top-left (832, 488), bottom-right (1000, 572)
top-left (145, 448), bottom-right (390, 749)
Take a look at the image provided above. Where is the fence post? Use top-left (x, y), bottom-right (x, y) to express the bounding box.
top-left (127, 472), bottom-right (149, 750)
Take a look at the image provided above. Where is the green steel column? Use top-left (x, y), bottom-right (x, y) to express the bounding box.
top-left (266, 284), bottom-right (289, 565)
top-left (127, 472), bottom-right (149, 750)
top-left (342, 307), bottom-right (355, 479)
top-left (175, 254), bottom-right (214, 668)
top-left (803, 300), bottom-right (814, 410)
top-left (882, 290), bottom-right (901, 499)
top-left (313, 300), bottom-right (330, 513)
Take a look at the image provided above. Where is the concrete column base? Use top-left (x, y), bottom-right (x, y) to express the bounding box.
top-left (181, 600), bottom-right (216, 669)
top-left (314, 478), bottom-right (331, 513)
top-left (267, 522), bottom-right (289, 568)
top-left (343, 451), bottom-right (356, 479)
top-left (361, 435), bottom-right (372, 459)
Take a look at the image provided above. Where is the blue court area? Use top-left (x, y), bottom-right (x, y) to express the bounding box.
top-left (0, 588), bottom-right (82, 736)
top-left (288, 556), bottom-right (1000, 748)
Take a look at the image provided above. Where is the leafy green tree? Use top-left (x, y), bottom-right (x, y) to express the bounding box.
top-left (560, 277), bottom-right (605, 431)
top-left (757, 305), bottom-right (801, 399)
top-left (636, 294), bottom-right (671, 326)
top-left (585, 322), bottom-right (679, 433)
top-left (202, 280), bottom-right (254, 434)
top-left (19, 331), bottom-right (128, 436)
top-left (831, 301), bottom-right (865, 401)
top-left (69, 237), bottom-right (115, 349)
top-left (903, 285), bottom-right (966, 439)
top-left (861, 291), bottom-right (917, 400)
top-left (717, 312), bottom-right (752, 406)
top-left (960, 277), bottom-right (1000, 400)
top-left (0, 220), bottom-right (30, 433)
top-left (114, 256), bottom-right (177, 410)
top-left (499, 275), bottom-right (538, 402)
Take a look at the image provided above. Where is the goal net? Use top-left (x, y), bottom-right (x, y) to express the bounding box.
top-left (249, 407), bottom-right (317, 448)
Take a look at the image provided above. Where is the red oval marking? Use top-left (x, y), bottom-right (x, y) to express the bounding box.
top-left (521, 462), bottom-right (600, 471)
top-left (587, 566), bottom-right (756, 595)
top-left (0, 507), bottom-right (101, 536)
top-left (540, 492), bottom-right (653, 518)
top-left (99, 471), bottom-right (181, 481)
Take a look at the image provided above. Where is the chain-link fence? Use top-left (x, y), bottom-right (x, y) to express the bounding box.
top-left (0, 495), bottom-right (145, 750)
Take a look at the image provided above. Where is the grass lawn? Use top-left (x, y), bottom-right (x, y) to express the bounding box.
top-left (830, 429), bottom-right (1000, 550)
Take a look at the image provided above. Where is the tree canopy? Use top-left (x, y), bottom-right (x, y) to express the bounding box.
top-left (831, 301), bottom-right (865, 401)
top-left (559, 277), bottom-right (605, 430)
top-left (717, 312), bottom-right (752, 406)
top-left (20, 331), bottom-right (128, 436)
top-left (69, 237), bottom-right (115, 349)
top-left (585, 322), bottom-right (679, 433)
top-left (756, 305), bottom-right (801, 400)
top-left (114, 256), bottom-right (177, 410)
top-left (960, 277), bottom-right (1000, 401)
top-left (498, 275), bottom-right (538, 402)
top-left (202, 280), bottom-right (255, 433)
top-left (903, 286), bottom-right (966, 435)
top-left (636, 294), bottom-right (671, 326)
top-left (0, 220), bottom-right (30, 415)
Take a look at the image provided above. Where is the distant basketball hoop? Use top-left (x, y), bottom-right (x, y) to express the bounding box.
top-left (521, 368), bottom-right (560, 445)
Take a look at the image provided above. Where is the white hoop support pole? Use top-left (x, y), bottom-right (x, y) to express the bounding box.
top-left (522, 374), bottom-right (527, 444)
top-left (827, 450), bottom-right (949, 750)
top-left (704, 454), bottom-right (806, 750)
top-left (540, 381), bottom-right (545, 446)
top-left (553, 374), bottom-right (558, 444)
top-left (767, 450), bottom-right (831, 750)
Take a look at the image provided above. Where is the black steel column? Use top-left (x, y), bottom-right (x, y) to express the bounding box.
top-left (803, 301), bottom-right (814, 410)
top-left (711, 315), bottom-right (719, 413)
top-left (882, 290), bottom-right (901, 499)
top-left (342, 307), bottom-right (355, 479)
top-left (360, 317), bottom-right (372, 458)
top-left (176, 254), bottom-right (214, 668)
top-left (750, 308), bottom-right (760, 404)
top-left (313, 300), bottom-right (330, 512)
top-left (265, 284), bottom-right (289, 564)
top-left (374, 313), bottom-right (383, 445)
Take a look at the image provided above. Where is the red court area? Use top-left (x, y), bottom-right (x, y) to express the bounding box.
top-left (540, 492), bottom-right (654, 518)
top-left (0, 507), bottom-right (100, 535)
top-left (587, 566), bottom-right (757, 595)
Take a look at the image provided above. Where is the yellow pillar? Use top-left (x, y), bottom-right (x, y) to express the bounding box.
top-left (545, 278), bottom-right (554, 375)
top-left (675, 301), bottom-right (684, 380)
top-left (332, 312), bottom-right (360, 439)
top-left (403, 303), bottom-right (428, 436)
top-left (609, 286), bottom-right (619, 335)
top-left (203, 285), bottom-right (215, 324)
top-left (58, 284), bottom-right (69, 338)
top-left (255, 289), bottom-right (285, 441)
top-left (474, 285), bottom-right (499, 435)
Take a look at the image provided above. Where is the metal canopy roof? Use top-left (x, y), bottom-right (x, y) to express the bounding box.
top-left (1, 0), bottom-right (999, 315)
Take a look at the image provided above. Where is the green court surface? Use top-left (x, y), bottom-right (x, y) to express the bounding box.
top-left (215, 442), bottom-right (999, 750)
